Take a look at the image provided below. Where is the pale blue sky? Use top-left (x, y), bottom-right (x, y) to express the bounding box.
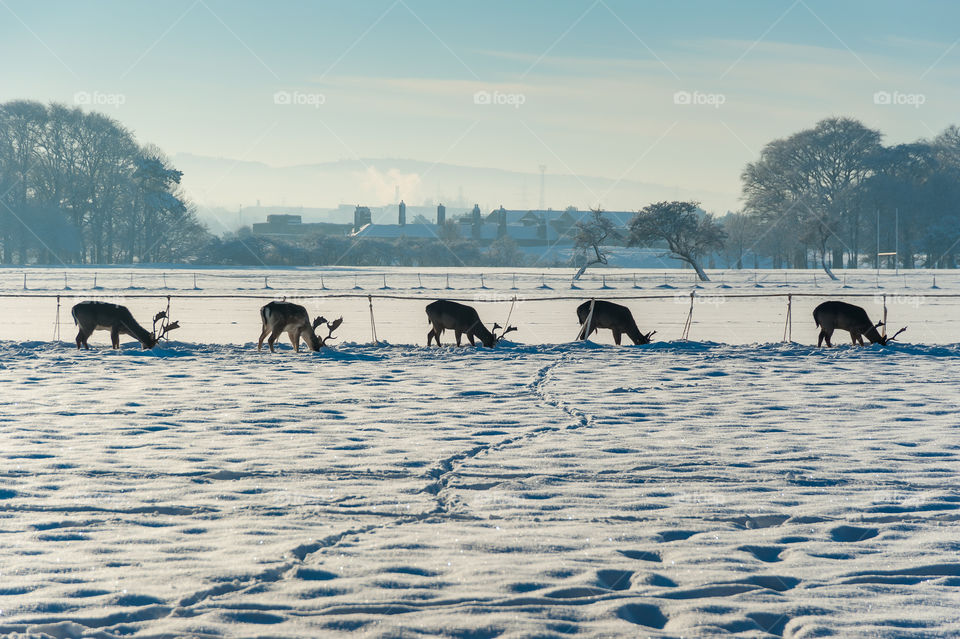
top-left (2, 1), bottom-right (958, 212)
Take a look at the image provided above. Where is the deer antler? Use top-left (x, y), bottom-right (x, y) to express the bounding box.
top-left (312, 316), bottom-right (327, 330)
top-left (152, 310), bottom-right (180, 342)
top-left (886, 326), bottom-right (907, 343)
top-left (319, 317), bottom-right (343, 347)
top-left (495, 325), bottom-right (518, 343)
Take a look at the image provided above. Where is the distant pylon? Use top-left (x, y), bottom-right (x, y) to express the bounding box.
top-left (538, 164), bottom-right (546, 209)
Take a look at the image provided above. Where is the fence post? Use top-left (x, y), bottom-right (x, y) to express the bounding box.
top-left (64, 272), bottom-right (68, 290)
top-left (681, 291), bottom-right (695, 340)
top-left (577, 298), bottom-right (596, 341)
top-left (882, 293), bottom-right (887, 339)
top-left (446, 273), bottom-right (451, 289)
top-left (93, 273), bottom-right (97, 288)
top-left (163, 273), bottom-right (168, 288)
top-left (503, 295), bottom-right (518, 334)
top-left (264, 276), bottom-right (269, 289)
top-left (130, 273), bottom-right (134, 287)
top-left (23, 273), bottom-right (26, 290)
top-left (54, 295), bottom-right (61, 341)
top-left (193, 273), bottom-right (198, 290)
top-left (783, 294), bottom-right (792, 343)
top-left (368, 294), bottom-right (378, 344)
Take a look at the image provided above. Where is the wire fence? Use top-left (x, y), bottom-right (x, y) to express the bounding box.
top-left (0, 268), bottom-right (953, 294)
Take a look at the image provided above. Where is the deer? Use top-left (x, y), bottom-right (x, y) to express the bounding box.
top-left (813, 300), bottom-right (906, 347)
top-left (576, 300), bottom-right (655, 345)
top-left (72, 301), bottom-right (179, 350)
top-left (425, 299), bottom-right (517, 347)
top-left (257, 301), bottom-right (342, 352)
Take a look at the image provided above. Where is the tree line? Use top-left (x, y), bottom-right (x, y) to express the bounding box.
top-left (732, 117), bottom-right (960, 277)
top-left (576, 117), bottom-right (960, 281)
top-left (0, 100), bottom-right (208, 264)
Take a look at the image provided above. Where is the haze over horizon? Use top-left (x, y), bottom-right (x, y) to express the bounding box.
top-left (3, 1), bottom-right (958, 220)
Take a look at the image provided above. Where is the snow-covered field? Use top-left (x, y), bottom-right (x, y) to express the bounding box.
top-left (1, 267), bottom-right (959, 637)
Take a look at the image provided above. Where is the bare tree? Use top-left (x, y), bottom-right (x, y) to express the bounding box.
top-left (628, 201), bottom-right (725, 282)
top-left (572, 208), bottom-right (618, 280)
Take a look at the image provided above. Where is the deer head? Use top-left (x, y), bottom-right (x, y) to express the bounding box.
top-left (641, 330), bottom-right (656, 344)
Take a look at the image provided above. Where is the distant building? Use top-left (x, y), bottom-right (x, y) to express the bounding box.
top-left (353, 206), bottom-right (372, 232)
top-left (251, 214), bottom-right (351, 238)
top-left (351, 222), bottom-right (444, 241)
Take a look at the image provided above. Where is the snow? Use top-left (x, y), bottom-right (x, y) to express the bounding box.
top-left (1, 267), bottom-right (959, 637)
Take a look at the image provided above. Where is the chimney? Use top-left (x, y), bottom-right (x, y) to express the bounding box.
top-left (471, 204), bottom-right (482, 240)
top-left (437, 203), bottom-right (446, 226)
top-left (399, 200), bottom-right (406, 226)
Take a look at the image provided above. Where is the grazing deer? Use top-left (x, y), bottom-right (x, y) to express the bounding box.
top-left (813, 300), bottom-right (906, 347)
top-left (72, 301), bottom-right (179, 350)
top-left (425, 299), bottom-right (516, 347)
top-left (576, 300), bottom-right (654, 345)
top-left (258, 301), bottom-right (341, 352)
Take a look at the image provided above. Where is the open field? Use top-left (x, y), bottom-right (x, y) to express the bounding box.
top-left (0, 268), bottom-right (959, 637)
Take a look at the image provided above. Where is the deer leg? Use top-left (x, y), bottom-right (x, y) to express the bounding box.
top-left (817, 330), bottom-right (825, 347)
top-left (467, 333), bottom-right (476, 346)
top-left (290, 329), bottom-right (300, 352)
top-left (76, 328), bottom-right (87, 349)
top-left (257, 326), bottom-right (270, 351)
top-left (613, 330), bottom-right (622, 346)
top-left (455, 331), bottom-right (463, 346)
top-left (267, 328), bottom-right (283, 353)
top-left (111, 327), bottom-right (121, 349)
top-left (427, 329), bottom-right (435, 346)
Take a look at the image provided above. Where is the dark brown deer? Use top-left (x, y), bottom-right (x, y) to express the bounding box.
top-left (258, 301), bottom-right (342, 352)
top-left (426, 300), bottom-right (516, 347)
top-left (72, 301), bottom-right (179, 349)
top-left (813, 300), bottom-right (905, 347)
top-left (576, 300), bottom-right (654, 345)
